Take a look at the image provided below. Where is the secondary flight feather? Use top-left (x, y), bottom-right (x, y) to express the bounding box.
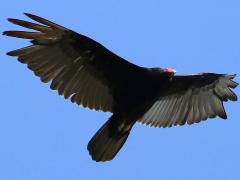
top-left (3, 13), bottom-right (238, 162)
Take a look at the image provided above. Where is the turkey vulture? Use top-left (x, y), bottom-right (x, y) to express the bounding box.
top-left (3, 13), bottom-right (238, 162)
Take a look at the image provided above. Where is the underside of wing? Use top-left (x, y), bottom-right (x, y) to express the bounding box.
top-left (3, 13), bottom-right (143, 112)
top-left (138, 73), bottom-right (238, 128)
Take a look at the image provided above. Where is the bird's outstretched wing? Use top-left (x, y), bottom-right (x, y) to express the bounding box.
top-left (138, 73), bottom-right (238, 127)
top-left (3, 13), bottom-right (142, 112)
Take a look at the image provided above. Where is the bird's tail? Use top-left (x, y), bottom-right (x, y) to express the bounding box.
top-left (87, 115), bottom-right (134, 162)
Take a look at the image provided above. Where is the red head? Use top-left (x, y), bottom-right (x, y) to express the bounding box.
top-left (163, 67), bottom-right (176, 74)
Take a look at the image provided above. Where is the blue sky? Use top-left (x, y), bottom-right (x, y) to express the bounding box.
top-left (0, 1), bottom-right (239, 180)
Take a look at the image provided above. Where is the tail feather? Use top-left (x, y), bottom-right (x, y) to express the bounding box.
top-left (87, 115), bottom-right (133, 162)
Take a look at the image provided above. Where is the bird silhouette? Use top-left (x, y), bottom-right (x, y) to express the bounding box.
top-left (3, 13), bottom-right (238, 162)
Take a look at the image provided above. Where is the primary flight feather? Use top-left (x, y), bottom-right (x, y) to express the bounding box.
top-left (3, 13), bottom-right (238, 162)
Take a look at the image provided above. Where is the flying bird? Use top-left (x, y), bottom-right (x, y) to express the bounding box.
top-left (3, 13), bottom-right (238, 162)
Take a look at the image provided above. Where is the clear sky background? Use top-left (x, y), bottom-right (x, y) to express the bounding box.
top-left (0, 1), bottom-right (240, 180)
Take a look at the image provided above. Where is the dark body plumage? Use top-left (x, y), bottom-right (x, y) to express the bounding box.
top-left (3, 13), bottom-right (238, 162)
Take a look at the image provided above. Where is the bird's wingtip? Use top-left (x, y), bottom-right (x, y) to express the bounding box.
top-left (225, 74), bottom-right (237, 79)
top-left (6, 51), bottom-right (14, 56)
top-left (24, 13), bottom-right (36, 19)
top-left (7, 18), bottom-right (13, 22)
top-left (24, 12), bottom-right (31, 16)
top-left (2, 31), bottom-right (10, 36)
